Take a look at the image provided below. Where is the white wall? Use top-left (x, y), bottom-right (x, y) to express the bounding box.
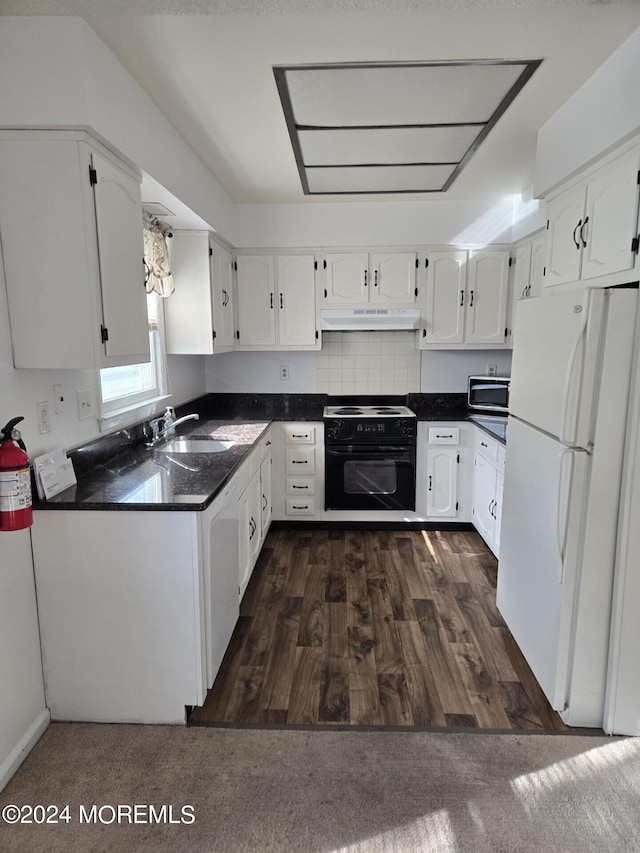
top-left (0, 529), bottom-right (49, 793)
top-left (535, 26), bottom-right (640, 197)
top-left (421, 350), bottom-right (512, 393)
top-left (235, 198), bottom-right (518, 249)
top-left (0, 17), bottom-right (237, 244)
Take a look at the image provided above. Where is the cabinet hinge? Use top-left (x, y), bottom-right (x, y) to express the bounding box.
top-left (543, 265), bottom-right (546, 276)
top-left (456, 501), bottom-right (459, 511)
top-left (212, 329), bottom-right (217, 340)
top-left (425, 258), bottom-right (429, 268)
top-left (509, 256), bottom-right (513, 267)
top-left (209, 246), bottom-right (213, 257)
top-left (415, 258), bottom-right (419, 269)
top-left (89, 166), bottom-right (97, 186)
top-left (505, 327), bottom-right (508, 338)
top-left (233, 261), bottom-right (237, 271)
top-left (631, 236), bottom-right (640, 254)
top-left (236, 330), bottom-right (240, 340)
top-left (324, 288), bottom-right (328, 298)
top-left (415, 287), bottom-right (418, 297)
top-left (457, 453), bottom-right (460, 464)
top-left (323, 259), bottom-right (327, 270)
top-left (100, 324), bottom-right (109, 343)
top-left (546, 219), bottom-right (550, 230)
top-left (637, 170), bottom-right (640, 186)
top-left (315, 330), bottom-right (319, 340)
top-left (314, 260), bottom-right (318, 270)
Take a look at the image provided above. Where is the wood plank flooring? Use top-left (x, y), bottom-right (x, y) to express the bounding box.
top-left (190, 528), bottom-right (573, 731)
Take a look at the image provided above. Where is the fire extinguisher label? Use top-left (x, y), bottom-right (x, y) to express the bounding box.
top-left (0, 467), bottom-right (32, 511)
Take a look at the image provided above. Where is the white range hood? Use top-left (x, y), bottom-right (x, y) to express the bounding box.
top-left (320, 308), bottom-right (421, 331)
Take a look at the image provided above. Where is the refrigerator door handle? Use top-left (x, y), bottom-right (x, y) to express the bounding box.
top-left (556, 450), bottom-right (574, 581)
top-left (559, 306), bottom-right (588, 445)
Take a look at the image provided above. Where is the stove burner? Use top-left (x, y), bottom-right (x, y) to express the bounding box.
top-left (333, 407), bottom-right (363, 415)
top-left (375, 408), bottom-right (402, 415)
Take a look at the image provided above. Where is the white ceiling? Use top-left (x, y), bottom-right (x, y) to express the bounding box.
top-left (4, 1), bottom-right (640, 206)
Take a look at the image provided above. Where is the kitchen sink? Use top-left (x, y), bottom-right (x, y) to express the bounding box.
top-left (159, 438), bottom-right (235, 454)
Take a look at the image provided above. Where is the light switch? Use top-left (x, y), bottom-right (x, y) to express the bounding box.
top-left (76, 389), bottom-right (94, 420)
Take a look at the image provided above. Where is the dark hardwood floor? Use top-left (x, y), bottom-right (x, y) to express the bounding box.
top-left (190, 528), bottom-right (572, 731)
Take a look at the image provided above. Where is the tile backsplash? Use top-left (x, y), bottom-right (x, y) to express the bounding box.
top-left (316, 331), bottom-right (420, 395)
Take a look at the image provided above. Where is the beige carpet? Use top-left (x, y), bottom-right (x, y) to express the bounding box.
top-left (1, 724), bottom-right (639, 853)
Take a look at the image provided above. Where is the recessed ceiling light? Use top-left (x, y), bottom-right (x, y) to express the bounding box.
top-left (274, 60), bottom-right (541, 196)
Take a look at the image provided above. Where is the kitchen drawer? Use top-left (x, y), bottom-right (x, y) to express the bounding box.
top-left (475, 430), bottom-right (498, 464)
top-left (285, 447), bottom-right (315, 475)
top-left (286, 498), bottom-right (316, 515)
top-left (284, 424), bottom-right (316, 444)
top-left (428, 426), bottom-right (459, 445)
top-left (286, 477), bottom-right (316, 496)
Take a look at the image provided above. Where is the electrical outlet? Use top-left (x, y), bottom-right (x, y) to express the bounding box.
top-left (76, 389), bottom-right (94, 420)
top-left (280, 365), bottom-right (289, 380)
top-left (487, 364), bottom-right (497, 377)
top-left (53, 384), bottom-right (65, 415)
top-left (36, 401), bottom-right (50, 434)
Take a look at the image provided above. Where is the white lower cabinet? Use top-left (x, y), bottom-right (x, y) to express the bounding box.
top-left (272, 423), bottom-right (324, 520)
top-left (472, 430), bottom-right (506, 557)
top-left (417, 423), bottom-right (473, 522)
top-left (237, 429), bottom-right (272, 599)
top-left (32, 507), bottom-right (214, 724)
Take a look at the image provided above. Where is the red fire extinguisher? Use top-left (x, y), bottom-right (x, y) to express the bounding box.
top-left (0, 417), bottom-right (33, 531)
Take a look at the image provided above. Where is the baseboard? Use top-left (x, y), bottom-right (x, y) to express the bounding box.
top-left (270, 520), bottom-right (474, 531)
top-left (0, 708), bottom-right (50, 794)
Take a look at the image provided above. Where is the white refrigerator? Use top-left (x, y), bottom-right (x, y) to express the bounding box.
top-left (497, 285), bottom-right (639, 729)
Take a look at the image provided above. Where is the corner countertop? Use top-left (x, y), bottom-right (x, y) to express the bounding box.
top-left (34, 419), bottom-right (270, 512)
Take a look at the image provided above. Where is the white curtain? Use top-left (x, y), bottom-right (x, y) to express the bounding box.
top-left (143, 213), bottom-right (174, 297)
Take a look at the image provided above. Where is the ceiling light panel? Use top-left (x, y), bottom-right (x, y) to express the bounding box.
top-left (298, 126), bottom-right (481, 167)
top-left (274, 60), bottom-right (541, 195)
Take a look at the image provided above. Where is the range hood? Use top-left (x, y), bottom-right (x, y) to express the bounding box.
top-left (320, 308), bottom-right (421, 331)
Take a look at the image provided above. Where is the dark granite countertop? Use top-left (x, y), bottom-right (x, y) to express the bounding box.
top-left (34, 419), bottom-right (270, 512)
top-left (33, 392), bottom-right (505, 512)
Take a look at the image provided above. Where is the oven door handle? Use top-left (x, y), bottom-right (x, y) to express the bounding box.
top-left (326, 446), bottom-right (413, 456)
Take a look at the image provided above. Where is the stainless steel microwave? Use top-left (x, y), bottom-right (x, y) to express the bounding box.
top-left (468, 375), bottom-right (510, 413)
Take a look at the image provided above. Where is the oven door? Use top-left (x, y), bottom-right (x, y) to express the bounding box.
top-left (325, 445), bottom-right (416, 511)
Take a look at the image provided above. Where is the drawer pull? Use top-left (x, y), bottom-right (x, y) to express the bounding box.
top-left (292, 484), bottom-right (309, 489)
top-left (291, 459), bottom-right (308, 464)
top-left (436, 434), bottom-right (453, 439)
top-left (292, 505), bottom-right (309, 510)
top-left (292, 434), bottom-right (308, 439)
top-left (481, 441), bottom-right (488, 447)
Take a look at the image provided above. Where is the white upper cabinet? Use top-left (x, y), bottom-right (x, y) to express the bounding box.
top-left (420, 249), bottom-right (510, 349)
top-left (466, 251), bottom-right (510, 346)
top-left (322, 251), bottom-right (417, 305)
top-left (421, 251), bottom-right (466, 345)
top-left (165, 233), bottom-right (235, 354)
top-left (545, 147), bottom-right (640, 288)
top-left (236, 253), bottom-right (319, 349)
top-left (0, 131), bottom-right (149, 369)
top-left (276, 255), bottom-right (318, 347)
top-left (236, 255), bottom-right (277, 347)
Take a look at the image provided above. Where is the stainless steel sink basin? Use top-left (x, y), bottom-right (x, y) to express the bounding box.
top-left (159, 438), bottom-right (235, 454)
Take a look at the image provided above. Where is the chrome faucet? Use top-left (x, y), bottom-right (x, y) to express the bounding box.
top-left (146, 413), bottom-right (200, 447)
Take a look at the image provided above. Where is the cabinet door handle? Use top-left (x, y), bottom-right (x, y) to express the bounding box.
top-left (374, 270), bottom-right (378, 287)
top-left (573, 220), bottom-right (582, 249)
top-left (460, 289), bottom-right (464, 306)
top-left (270, 292), bottom-right (274, 308)
top-left (428, 475), bottom-right (433, 491)
top-left (493, 500), bottom-right (498, 519)
top-left (580, 216), bottom-right (589, 249)
top-left (480, 441), bottom-right (488, 447)
top-left (266, 440), bottom-right (272, 446)
top-left (280, 292), bottom-right (284, 308)
top-left (469, 289), bottom-right (474, 307)
top-left (364, 270), bottom-right (368, 287)
top-left (263, 494), bottom-right (267, 510)
top-left (489, 499), bottom-right (494, 518)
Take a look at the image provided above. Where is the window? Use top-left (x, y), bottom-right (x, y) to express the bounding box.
top-left (99, 291), bottom-right (169, 418)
